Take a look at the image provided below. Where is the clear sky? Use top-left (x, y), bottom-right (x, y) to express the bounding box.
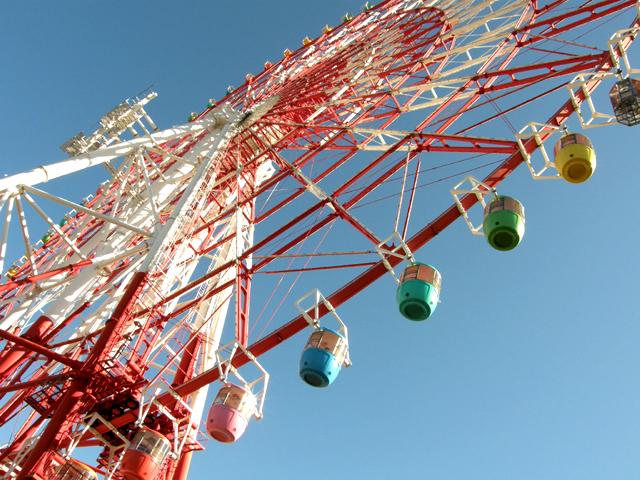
top-left (1, 1), bottom-right (639, 479)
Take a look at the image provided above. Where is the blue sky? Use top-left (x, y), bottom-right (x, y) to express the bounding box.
top-left (1, 1), bottom-right (639, 479)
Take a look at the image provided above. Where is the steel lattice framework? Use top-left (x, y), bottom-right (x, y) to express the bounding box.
top-left (0, 0), bottom-right (638, 478)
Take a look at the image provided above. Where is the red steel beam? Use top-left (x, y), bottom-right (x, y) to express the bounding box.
top-left (15, 271), bottom-right (148, 479)
top-left (0, 373), bottom-right (70, 396)
top-left (0, 329), bottom-right (82, 370)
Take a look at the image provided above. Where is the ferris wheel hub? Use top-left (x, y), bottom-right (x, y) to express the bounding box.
top-left (239, 95), bottom-right (280, 128)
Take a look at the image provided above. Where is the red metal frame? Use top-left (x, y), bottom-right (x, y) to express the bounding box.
top-left (0, 1), bottom-right (636, 478)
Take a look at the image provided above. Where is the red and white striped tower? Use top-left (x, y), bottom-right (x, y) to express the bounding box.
top-left (0, 1), bottom-right (637, 478)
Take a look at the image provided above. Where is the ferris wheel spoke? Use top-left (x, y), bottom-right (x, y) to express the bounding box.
top-left (134, 207), bottom-right (338, 322)
top-left (399, 53), bottom-right (610, 108)
top-left (108, 154), bottom-right (140, 218)
top-left (13, 196), bottom-right (39, 279)
top-left (141, 151), bottom-right (169, 181)
top-left (136, 154), bottom-right (162, 226)
top-left (263, 122), bottom-right (520, 154)
top-left (233, 3), bottom-right (526, 126)
top-left (267, 152), bottom-right (383, 245)
top-left (22, 186), bottom-right (151, 238)
top-left (20, 193), bottom-right (87, 262)
top-left (204, 137), bottom-right (511, 260)
top-left (0, 195), bottom-right (15, 277)
top-left (520, 0), bottom-right (636, 40)
top-left (146, 144), bottom-right (198, 168)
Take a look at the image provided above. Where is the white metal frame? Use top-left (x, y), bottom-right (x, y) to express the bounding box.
top-left (375, 231), bottom-right (415, 285)
top-left (516, 121), bottom-right (563, 180)
top-left (567, 71), bottom-right (620, 129)
top-left (568, 26), bottom-right (640, 129)
top-left (450, 175), bottom-right (497, 236)
top-left (134, 387), bottom-right (193, 463)
top-left (214, 340), bottom-right (270, 420)
top-left (609, 26), bottom-right (640, 78)
top-left (65, 413), bottom-right (131, 480)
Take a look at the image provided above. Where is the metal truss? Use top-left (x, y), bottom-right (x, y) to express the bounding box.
top-left (0, 1), bottom-right (637, 479)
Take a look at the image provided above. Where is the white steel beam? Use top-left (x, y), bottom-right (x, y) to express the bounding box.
top-left (22, 185), bottom-right (152, 237)
top-left (0, 119), bottom-right (218, 194)
top-left (0, 194), bottom-right (15, 275)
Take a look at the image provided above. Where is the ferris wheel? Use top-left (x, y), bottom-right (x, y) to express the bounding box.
top-left (0, 0), bottom-right (638, 478)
